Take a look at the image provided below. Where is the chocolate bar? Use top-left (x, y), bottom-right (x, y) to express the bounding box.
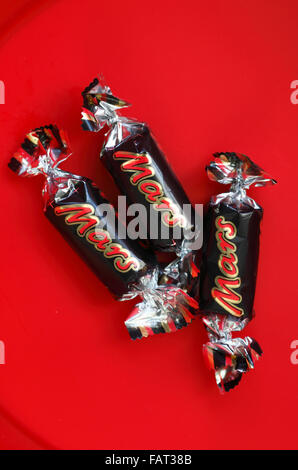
top-left (8, 125), bottom-right (198, 339)
top-left (200, 152), bottom-right (276, 391)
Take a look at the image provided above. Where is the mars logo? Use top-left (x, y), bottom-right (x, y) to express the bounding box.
top-left (113, 151), bottom-right (188, 228)
top-left (0, 341), bottom-right (5, 364)
top-left (0, 81), bottom-right (4, 104)
top-left (211, 216), bottom-right (244, 317)
top-left (54, 203), bottom-right (142, 273)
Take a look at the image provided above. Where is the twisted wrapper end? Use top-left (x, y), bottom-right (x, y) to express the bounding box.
top-left (8, 125), bottom-right (81, 208)
top-left (125, 271), bottom-right (198, 339)
top-left (81, 77), bottom-right (130, 132)
top-left (207, 152), bottom-right (276, 188)
top-left (206, 152), bottom-right (277, 210)
top-left (8, 125), bottom-right (70, 177)
top-left (202, 314), bottom-right (262, 392)
top-left (203, 337), bottom-right (262, 392)
top-left (163, 239), bottom-right (200, 296)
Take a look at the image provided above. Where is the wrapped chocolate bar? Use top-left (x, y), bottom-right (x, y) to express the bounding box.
top-left (81, 78), bottom-right (201, 293)
top-left (200, 152), bottom-right (276, 391)
top-left (8, 125), bottom-right (198, 339)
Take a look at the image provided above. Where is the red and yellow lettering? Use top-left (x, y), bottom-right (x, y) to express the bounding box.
top-left (115, 257), bottom-right (140, 272)
top-left (54, 203), bottom-right (141, 274)
top-left (212, 216), bottom-right (243, 317)
top-left (87, 229), bottom-right (111, 251)
top-left (55, 204), bottom-right (99, 236)
top-left (216, 215), bottom-right (236, 238)
top-left (219, 252), bottom-right (238, 277)
top-left (114, 151), bottom-right (188, 229)
top-left (139, 180), bottom-right (162, 203)
top-left (113, 152), bottom-right (154, 185)
top-left (212, 277), bottom-right (243, 317)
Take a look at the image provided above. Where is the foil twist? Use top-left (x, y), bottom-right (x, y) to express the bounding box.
top-left (202, 314), bottom-right (262, 392)
top-left (125, 268), bottom-right (198, 339)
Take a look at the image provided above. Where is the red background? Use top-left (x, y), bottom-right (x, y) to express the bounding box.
top-left (0, 0), bottom-right (297, 450)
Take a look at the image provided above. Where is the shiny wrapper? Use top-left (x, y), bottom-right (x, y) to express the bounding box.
top-left (200, 152), bottom-right (276, 391)
top-left (8, 125), bottom-right (198, 339)
top-left (81, 77), bottom-right (200, 294)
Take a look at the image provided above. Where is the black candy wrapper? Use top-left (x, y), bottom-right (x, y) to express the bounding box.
top-left (8, 125), bottom-right (198, 339)
top-left (47, 179), bottom-right (155, 299)
top-left (200, 152), bottom-right (276, 391)
top-left (200, 202), bottom-right (262, 321)
top-left (81, 77), bottom-right (200, 295)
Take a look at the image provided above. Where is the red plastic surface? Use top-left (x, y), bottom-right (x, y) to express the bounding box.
top-left (0, 0), bottom-right (297, 450)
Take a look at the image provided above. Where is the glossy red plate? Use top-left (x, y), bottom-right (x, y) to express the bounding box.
top-left (0, 0), bottom-right (297, 450)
